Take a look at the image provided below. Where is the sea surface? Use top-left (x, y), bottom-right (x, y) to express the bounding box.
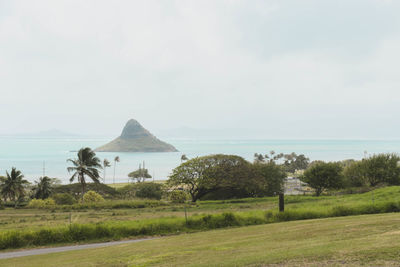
top-left (1, 136), bottom-right (400, 184)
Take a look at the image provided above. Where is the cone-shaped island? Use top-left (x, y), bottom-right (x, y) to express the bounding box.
top-left (95, 119), bottom-right (178, 152)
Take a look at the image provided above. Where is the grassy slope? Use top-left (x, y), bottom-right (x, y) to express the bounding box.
top-left (2, 213), bottom-right (400, 267)
top-left (1, 186), bottom-right (399, 231)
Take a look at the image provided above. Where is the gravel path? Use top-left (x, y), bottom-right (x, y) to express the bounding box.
top-left (0, 238), bottom-right (156, 259)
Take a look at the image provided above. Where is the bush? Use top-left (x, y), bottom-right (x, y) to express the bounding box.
top-left (169, 190), bottom-right (189, 203)
top-left (118, 183), bottom-right (164, 200)
top-left (53, 183), bottom-right (118, 199)
top-left (27, 199), bottom-right (56, 209)
top-left (83, 191), bottom-right (104, 203)
top-left (51, 193), bottom-right (76, 205)
top-left (135, 183), bottom-right (163, 200)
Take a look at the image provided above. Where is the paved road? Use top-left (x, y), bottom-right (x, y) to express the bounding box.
top-left (0, 238), bottom-right (156, 259)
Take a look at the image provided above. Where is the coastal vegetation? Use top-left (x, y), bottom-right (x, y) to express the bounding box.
top-left (0, 186), bottom-right (399, 250)
top-left (1, 148), bottom-right (400, 253)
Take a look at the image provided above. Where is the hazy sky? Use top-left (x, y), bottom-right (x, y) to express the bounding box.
top-left (1, 0), bottom-right (400, 138)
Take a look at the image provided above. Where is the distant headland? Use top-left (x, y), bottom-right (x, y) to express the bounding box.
top-left (95, 119), bottom-right (178, 152)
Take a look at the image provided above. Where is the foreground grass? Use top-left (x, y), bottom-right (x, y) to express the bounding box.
top-left (2, 213), bottom-right (400, 267)
top-left (1, 197), bottom-right (400, 250)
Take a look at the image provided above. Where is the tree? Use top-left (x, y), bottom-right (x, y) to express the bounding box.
top-left (282, 153), bottom-right (309, 173)
top-left (0, 168), bottom-right (29, 207)
top-left (67, 147), bottom-right (102, 201)
top-left (254, 151), bottom-right (309, 172)
top-left (252, 161), bottom-right (287, 196)
top-left (103, 159), bottom-right (111, 183)
top-left (32, 176), bottom-right (54, 199)
top-left (301, 162), bottom-right (343, 196)
top-left (128, 165), bottom-right (152, 183)
top-left (343, 161), bottom-right (367, 187)
top-left (168, 154), bottom-right (253, 202)
top-left (363, 154), bottom-right (400, 186)
top-left (181, 154), bottom-right (188, 162)
top-left (113, 156), bottom-right (120, 184)
top-left (254, 153), bottom-right (265, 163)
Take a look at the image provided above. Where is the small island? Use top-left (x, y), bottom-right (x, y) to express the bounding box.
top-left (95, 119), bottom-right (178, 152)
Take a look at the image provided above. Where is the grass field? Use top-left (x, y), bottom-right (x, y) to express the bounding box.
top-left (0, 186), bottom-right (399, 250)
top-left (1, 212), bottom-right (400, 266)
top-left (1, 186), bottom-right (398, 231)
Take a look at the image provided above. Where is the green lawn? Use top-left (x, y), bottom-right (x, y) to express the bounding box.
top-left (2, 213), bottom-right (400, 266)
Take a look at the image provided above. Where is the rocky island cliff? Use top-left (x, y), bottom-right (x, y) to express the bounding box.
top-left (95, 119), bottom-right (178, 152)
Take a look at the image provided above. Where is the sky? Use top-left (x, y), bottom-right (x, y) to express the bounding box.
top-left (1, 0), bottom-right (400, 139)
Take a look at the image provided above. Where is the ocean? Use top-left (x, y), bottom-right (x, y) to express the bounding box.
top-left (1, 136), bottom-right (400, 184)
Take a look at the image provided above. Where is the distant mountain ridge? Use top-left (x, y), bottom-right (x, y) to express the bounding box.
top-left (95, 119), bottom-right (178, 152)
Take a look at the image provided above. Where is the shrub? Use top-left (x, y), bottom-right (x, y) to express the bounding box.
top-left (118, 183), bottom-right (164, 200)
top-left (53, 183), bottom-right (118, 199)
top-left (27, 199), bottom-right (56, 209)
top-left (51, 193), bottom-right (76, 205)
top-left (83, 191), bottom-right (104, 203)
top-left (169, 190), bottom-right (189, 203)
top-left (135, 183), bottom-right (164, 200)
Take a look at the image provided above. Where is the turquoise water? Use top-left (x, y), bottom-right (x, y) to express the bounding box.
top-left (1, 136), bottom-right (400, 183)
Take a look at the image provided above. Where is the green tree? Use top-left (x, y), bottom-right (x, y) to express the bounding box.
top-left (252, 162), bottom-right (287, 196)
top-left (282, 153), bottom-right (309, 173)
top-left (363, 154), bottom-right (400, 186)
top-left (301, 162), bottom-right (343, 196)
top-left (0, 168), bottom-right (29, 207)
top-left (32, 176), bottom-right (53, 199)
top-left (254, 153), bottom-right (265, 163)
top-left (343, 161), bottom-right (367, 187)
top-left (128, 166), bottom-right (152, 183)
top-left (181, 154), bottom-right (188, 162)
top-left (168, 154), bottom-right (253, 202)
top-left (67, 147), bottom-right (102, 201)
top-left (102, 159), bottom-right (111, 183)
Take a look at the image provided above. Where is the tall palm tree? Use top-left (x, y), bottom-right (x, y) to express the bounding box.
top-left (33, 176), bottom-right (53, 199)
top-left (67, 147), bottom-right (102, 201)
top-left (0, 168), bottom-right (29, 208)
top-left (103, 159), bottom-right (111, 183)
top-left (113, 156), bottom-right (120, 184)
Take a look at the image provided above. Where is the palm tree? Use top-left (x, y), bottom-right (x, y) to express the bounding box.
top-left (103, 159), bottom-right (111, 183)
top-left (67, 147), bottom-right (102, 201)
top-left (33, 176), bottom-right (53, 199)
top-left (181, 154), bottom-right (188, 162)
top-left (113, 156), bottom-right (120, 184)
top-left (0, 168), bottom-right (29, 208)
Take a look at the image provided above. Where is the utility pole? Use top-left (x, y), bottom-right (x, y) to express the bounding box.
top-left (43, 161), bottom-right (46, 177)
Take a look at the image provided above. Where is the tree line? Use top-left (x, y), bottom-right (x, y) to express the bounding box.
top-left (301, 153), bottom-right (400, 196)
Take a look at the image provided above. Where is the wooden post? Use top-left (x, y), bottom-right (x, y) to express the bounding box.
top-left (184, 205), bottom-right (188, 225)
top-left (279, 193), bottom-right (284, 212)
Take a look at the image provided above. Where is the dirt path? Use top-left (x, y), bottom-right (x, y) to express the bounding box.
top-left (0, 237), bottom-right (156, 259)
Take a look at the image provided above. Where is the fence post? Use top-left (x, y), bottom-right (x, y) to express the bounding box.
top-left (279, 193), bottom-right (284, 212)
top-left (184, 205), bottom-right (188, 225)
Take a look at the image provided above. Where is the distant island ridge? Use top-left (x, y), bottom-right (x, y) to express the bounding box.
top-left (95, 119), bottom-right (178, 152)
